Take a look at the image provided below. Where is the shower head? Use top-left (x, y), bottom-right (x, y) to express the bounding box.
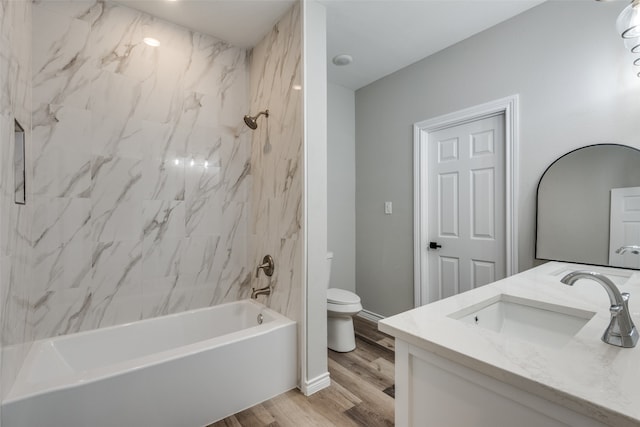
top-left (243, 110), bottom-right (269, 130)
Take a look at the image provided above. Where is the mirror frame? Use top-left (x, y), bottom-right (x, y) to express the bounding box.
top-left (535, 143), bottom-right (640, 269)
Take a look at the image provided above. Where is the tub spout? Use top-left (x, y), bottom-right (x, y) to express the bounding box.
top-left (251, 285), bottom-right (271, 299)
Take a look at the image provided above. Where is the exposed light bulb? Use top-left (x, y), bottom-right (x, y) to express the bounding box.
top-left (143, 37), bottom-right (160, 47)
top-left (292, 84), bottom-right (302, 91)
top-left (174, 158), bottom-right (180, 166)
top-left (190, 158), bottom-right (195, 167)
top-left (204, 160), bottom-right (209, 169)
top-left (617, 1), bottom-right (640, 39)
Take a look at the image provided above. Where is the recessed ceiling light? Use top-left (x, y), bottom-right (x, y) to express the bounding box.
top-left (143, 37), bottom-right (160, 47)
top-left (332, 54), bottom-right (353, 66)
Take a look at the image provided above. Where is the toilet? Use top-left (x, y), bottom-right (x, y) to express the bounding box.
top-left (326, 252), bottom-right (363, 352)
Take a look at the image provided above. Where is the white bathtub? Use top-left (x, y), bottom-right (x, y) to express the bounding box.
top-left (2, 300), bottom-right (297, 427)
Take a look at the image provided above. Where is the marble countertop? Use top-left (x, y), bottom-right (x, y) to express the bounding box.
top-left (379, 262), bottom-right (640, 427)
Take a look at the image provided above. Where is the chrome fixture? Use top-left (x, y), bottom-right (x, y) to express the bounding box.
top-left (256, 255), bottom-right (274, 278)
top-left (615, 0), bottom-right (640, 77)
top-left (251, 285), bottom-right (271, 299)
top-left (561, 270), bottom-right (638, 348)
top-left (616, 245), bottom-right (640, 255)
top-left (243, 109), bottom-right (269, 130)
top-left (252, 255), bottom-right (274, 299)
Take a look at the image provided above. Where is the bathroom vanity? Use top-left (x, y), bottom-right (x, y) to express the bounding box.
top-left (379, 262), bottom-right (640, 427)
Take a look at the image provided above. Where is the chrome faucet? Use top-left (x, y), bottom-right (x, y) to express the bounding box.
top-left (616, 245), bottom-right (640, 255)
top-left (561, 270), bottom-right (638, 348)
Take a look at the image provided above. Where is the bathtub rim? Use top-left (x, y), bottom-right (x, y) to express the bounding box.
top-left (4, 299), bottom-right (295, 404)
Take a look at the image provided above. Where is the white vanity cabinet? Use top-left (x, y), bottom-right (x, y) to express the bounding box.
top-left (394, 340), bottom-right (606, 427)
top-left (380, 262), bottom-right (640, 427)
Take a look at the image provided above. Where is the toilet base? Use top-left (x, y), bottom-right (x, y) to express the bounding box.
top-left (327, 314), bottom-right (357, 352)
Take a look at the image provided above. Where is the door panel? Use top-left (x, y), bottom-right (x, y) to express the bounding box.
top-left (471, 168), bottom-right (495, 239)
top-left (439, 256), bottom-right (460, 299)
top-left (471, 130), bottom-right (495, 157)
top-left (427, 114), bottom-right (505, 301)
top-left (609, 186), bottom-right (640, 268)
top-left (439, 137), bottom-right (459, 162)
top-left (471, 260), bottom-right (496, 289)
top-left (439, 173), bottom-right (459, 237)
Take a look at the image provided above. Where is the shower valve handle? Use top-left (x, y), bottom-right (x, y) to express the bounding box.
top-left (256, 255), bottom-right (275, 278)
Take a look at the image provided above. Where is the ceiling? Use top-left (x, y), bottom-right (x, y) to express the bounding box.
top-left (323, 0), bottom-right (545, 90)
top-left (116, 0), bottom-right (296, 48)
top-left (116, 0), bottom-right (546, 90)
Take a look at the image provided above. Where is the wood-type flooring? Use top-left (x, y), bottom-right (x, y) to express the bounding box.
top-left (210, 316), bottom-right (395, 427)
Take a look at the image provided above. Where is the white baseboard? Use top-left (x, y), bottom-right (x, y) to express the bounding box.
top-left (300, 371), bottom-right (331, 396)
top-left (358, 309), bottom-right (385, 323)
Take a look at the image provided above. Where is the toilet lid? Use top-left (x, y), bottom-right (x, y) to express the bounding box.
top-left (327, 288), bottom-right (361, 305)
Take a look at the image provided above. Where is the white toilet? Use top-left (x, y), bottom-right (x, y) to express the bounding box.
top-left (326, 252), bottom-right (363, 352)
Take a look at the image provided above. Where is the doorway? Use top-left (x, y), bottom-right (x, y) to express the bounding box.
top-left (413, 96), bottom-right (519, 306)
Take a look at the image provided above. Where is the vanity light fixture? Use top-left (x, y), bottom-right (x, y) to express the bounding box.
top-left (616, 0), bottom-right (640, 77)
top-left (617, 0), bottom-right (640, 39)
top-left (143, 37), bottom-right (160, 47)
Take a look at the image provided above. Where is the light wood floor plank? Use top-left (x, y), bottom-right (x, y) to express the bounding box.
top-left (369, 357), bottom-right (395, 384)
top-left (328, 358), bottom-right (395, 424)
top-left (308, 378), bottom-right (361, 411)
top-left (376, 336), bottom-right (396, 352)
top-left (234, 404), bottom-right (278, 426)
top-left (329, 347), bottom-right (394, 391)
top-left (351, 334), bottom-right (395, 364)
top-left (263, 390), bottom-right (335, 427)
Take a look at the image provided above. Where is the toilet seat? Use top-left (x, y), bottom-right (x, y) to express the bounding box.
top-left (327, 288), bottom-right (360, 305)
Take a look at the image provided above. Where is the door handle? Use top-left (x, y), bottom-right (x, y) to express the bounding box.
top-left (429, 242), bottom-right (442, 250)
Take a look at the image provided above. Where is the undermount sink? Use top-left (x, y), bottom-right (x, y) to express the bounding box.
top-left (449, 294), bottom-right (595, 348)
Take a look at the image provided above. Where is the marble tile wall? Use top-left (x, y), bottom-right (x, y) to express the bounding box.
top-left (30, 0), bottom-right (252, 340)
top-left (249, 3), bottom-right (303, 322)
top-left (0, 0), bottom-right (33, 399)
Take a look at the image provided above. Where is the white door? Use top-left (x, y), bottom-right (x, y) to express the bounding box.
top-left (427, 114), bottom-right (506, 300)
top-left (609, 186), bottom-right (640, 268)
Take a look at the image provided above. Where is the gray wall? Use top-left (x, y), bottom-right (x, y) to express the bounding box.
top-left (355, 0), bottom-right (640, 317)
top-left (327, 83), bottom-right (356, 293)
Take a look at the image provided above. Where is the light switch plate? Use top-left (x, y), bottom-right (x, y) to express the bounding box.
top-left (385, 201), bottom-right (392, 214)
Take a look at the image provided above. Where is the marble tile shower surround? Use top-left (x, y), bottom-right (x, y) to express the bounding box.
top-left (0, 0), bottom-right (33, 399)
top-left (249, 3), bottom-right (303, 322)
top-left (29, 0), bottom-right (253, 340)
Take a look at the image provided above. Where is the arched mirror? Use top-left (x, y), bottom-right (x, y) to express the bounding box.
top-left (536, 144), bottom-right (640, 269)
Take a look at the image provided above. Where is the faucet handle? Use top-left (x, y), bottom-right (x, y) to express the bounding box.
top-left (610, 305), bottom-right (623, 316)
top-left (255, 255), bottom-right (275, 278)
top-left (616, 245), bottom-right (640, 255)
